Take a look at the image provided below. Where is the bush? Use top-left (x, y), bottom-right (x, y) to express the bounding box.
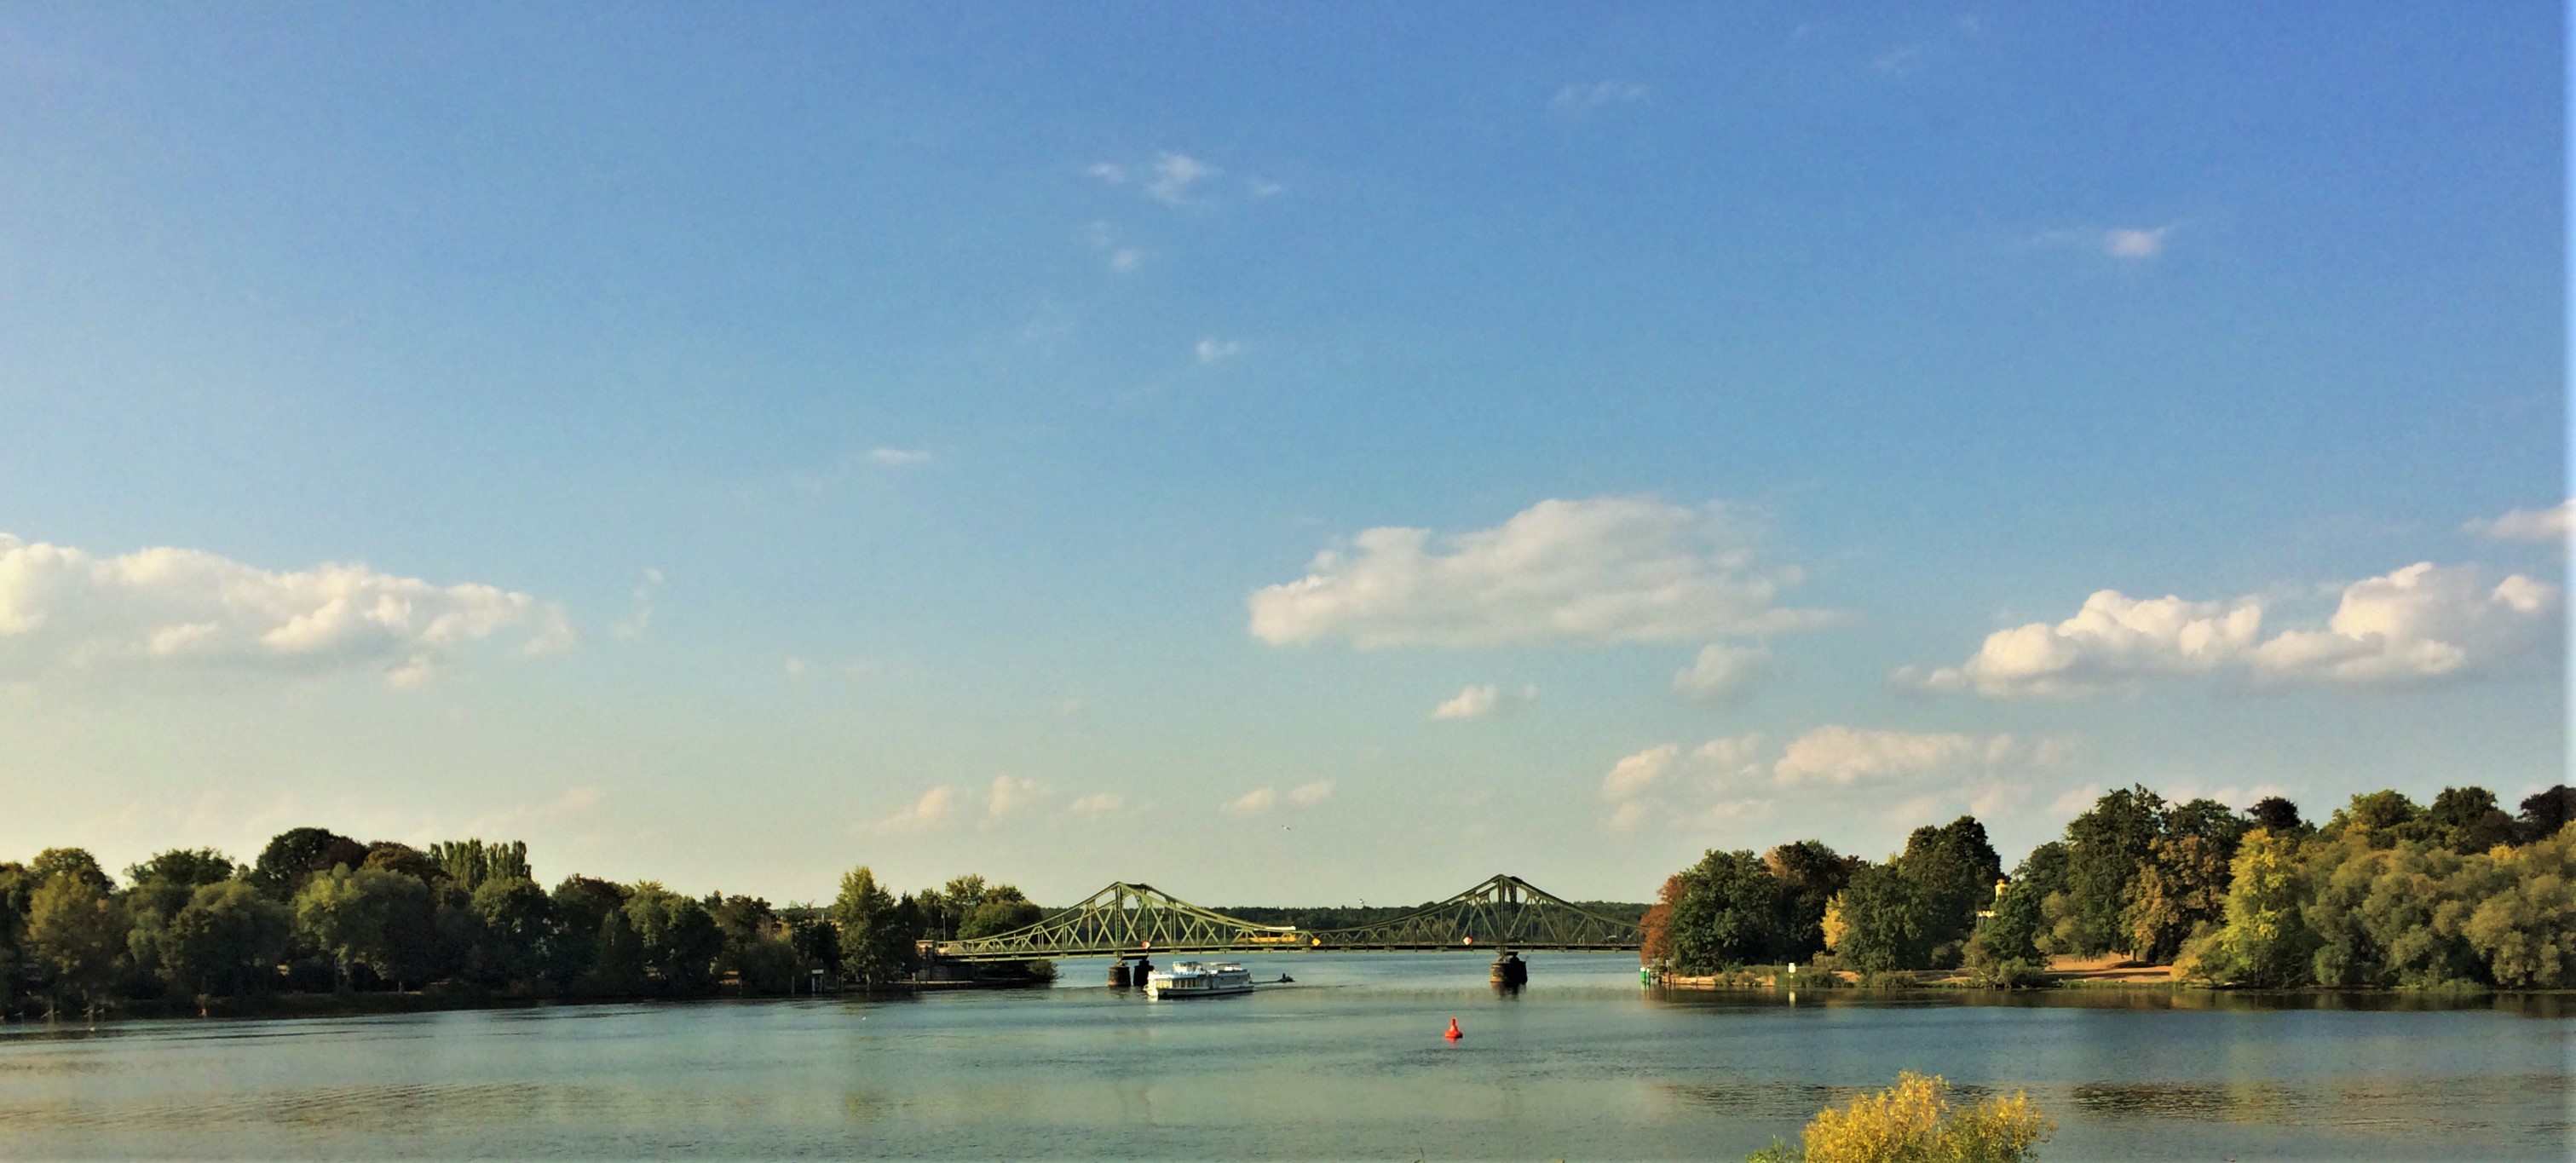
top-left (1750, 1069), bottom-right (2054, 1162)
top-left (1966, 959), bottom-right (2051, 990)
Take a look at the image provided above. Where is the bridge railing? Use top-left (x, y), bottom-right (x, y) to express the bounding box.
top-left (938, 873), bottom-right (1641, 960)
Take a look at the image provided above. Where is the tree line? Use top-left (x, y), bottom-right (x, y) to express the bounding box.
top-left (0, 826), bottom-right (1052, 1019)
top-left (1644, 783), bottom-right (2573, 989)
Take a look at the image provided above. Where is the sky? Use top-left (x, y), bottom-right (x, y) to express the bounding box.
top-left (0, 5), bottom-right (2564, 907)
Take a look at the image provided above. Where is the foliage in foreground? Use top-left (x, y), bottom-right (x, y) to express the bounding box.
top-left (1748, 1070), bottom-right (2053, 1163)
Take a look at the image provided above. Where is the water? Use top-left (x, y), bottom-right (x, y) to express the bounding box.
top-left (0, 953), bottom-right (2565, 1160)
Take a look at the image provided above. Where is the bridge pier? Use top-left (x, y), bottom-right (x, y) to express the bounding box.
top-left (1107, 961), bottom-right (1131, 988)
top-left (1490, 950), bottom-right (1528, 987)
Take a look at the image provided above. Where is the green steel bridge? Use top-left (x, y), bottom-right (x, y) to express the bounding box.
top-left (936, 873), bottom-right (1642, 961)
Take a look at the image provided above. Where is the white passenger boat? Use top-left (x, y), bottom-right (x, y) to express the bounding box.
top-left (1144, 960), bottom-right (1254, 999)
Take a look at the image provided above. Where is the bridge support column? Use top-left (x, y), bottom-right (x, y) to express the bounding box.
top-left (1108, 960), bottom-right (1132, 987)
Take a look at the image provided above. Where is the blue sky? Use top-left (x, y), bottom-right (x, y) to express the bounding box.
top-left (0, 5), bottom-right (2563, 905)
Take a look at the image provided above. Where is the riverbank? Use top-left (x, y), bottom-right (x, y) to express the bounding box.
top-left (2, 976), bottom-right (1047, 1026)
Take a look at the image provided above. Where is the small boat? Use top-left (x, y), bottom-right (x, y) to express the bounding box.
top-left (1144, 960), bottom-right (1254, 999)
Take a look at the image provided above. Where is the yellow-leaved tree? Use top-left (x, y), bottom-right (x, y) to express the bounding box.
top-left (1750, 1070), bottom-right (2053, 1162)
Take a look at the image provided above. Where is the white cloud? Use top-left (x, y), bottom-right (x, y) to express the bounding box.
top-left (0, 533), bottom-right (574, 686)
top-left (1082, 222), bottom-right (1153, 273)
top-left (1248, 497), bottom-right (1835, 648)
top-left (1898, 561), bottom-right (2562, 696)
top-left (1085, 162), bottom-right (1127, 184)
top-left (1431, 682), bottom-right (1536, 720)
top-left (1247, 177), bottom-right (1284, 199)
top-left (1194, 338), bottom-right (1245, 366)
top-left (1599, 734), bottom-right (1769, 832)
top-left (1772, 726), bottom-right (2063, 786)
top-left (1674, 642), bottom-right (1777, 704)
top-left (1145, 152), bottom-right (1218, 205)
top-left (1551, 80), bottom-right (1649, 115)
top-left (783, 657), bottom-right (809, 678)
top-left (1223, 780), bottom-right (1332, 815)
top-left (609, 567), bottom-right (663, 641)
top-left (987, 775), bottom-right (1048, 819)
top-left (2102, 226), bottom-right (2173, 258)
top-left (1600, 744), bottom-right (1680, 801)
top-left (1065, 792), bottom-right (1127, 818)
top-left (2465, 500), bottom-right (2572, 544)
top-left (862, 786), bottom-right (955, 835)
top-left (862, 447), bottom-right (933, 468)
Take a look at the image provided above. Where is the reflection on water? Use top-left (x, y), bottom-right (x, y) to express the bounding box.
top-left (0, 954), bottom-right (2564, 1160)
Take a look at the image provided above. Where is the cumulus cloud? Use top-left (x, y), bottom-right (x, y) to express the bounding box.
top-left (1550, 80), bottom-right (1649, 115)
top-left (987, 775), bottom-right (1048, 820)
top-left (1599, 734), bottom-right (1767, 831)
top-left (862, 786), bottom-right (955, 835)
top-left (1065, 792), bottom-right (1127, 817)
top-left (1431, 682), bottom-right (1536, 720)
top-left (2465, 500), bottom-right (2571, 544)
top-left (1248, 497), bottom-right (1834, 648)
top-left (1145, 152), bottom-right (1218, 204)
top-left (1194, 338), bottom-right (1245, 366)
top-left (1222, 781), bottom-right (1333, 815)
top-left (1222, 786), bottom-right (1278, 815)
top-left (1674, 642), bottom-right (1777, 704)
top-left (0, 533), bottom-right (573, 687)
top-left (863, 447), bottom-right (933, 468)
top-left (1772, 726), bottom-right (2066, 786)
top-left (1085, 162), bottom-right (1128, 184)
top-left (609, 567), bottom-right (663, 641)
top-left (1897, 561), bottom-right (2561, 697)
top-left (2101, 226), bottom-right (2172, 258)
top-left (1599, 728), bottom-right (2066, 831)
top-left (1600, 744), bottom-right (1680, 801)
top-left (1107, 247), bottom-right (1150, 273)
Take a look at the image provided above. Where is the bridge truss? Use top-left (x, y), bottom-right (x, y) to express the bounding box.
top-left (939, 873), bottom-right (1640, 961)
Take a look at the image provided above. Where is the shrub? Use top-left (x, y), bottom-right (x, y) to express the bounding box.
top-left (1752, 1069), bottom-right (2054, 1162)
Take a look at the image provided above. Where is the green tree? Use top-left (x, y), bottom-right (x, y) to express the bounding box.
top-left (546, 875), bottom-right (630, 988)
top-left (31, 848), bottom-right (113, 893)
top-left (157, 881), bottom-right (294, 999)
top-left (2424, 786), bottom-right (2516, 854)
top-left (467, 877), bottom-right (551, 987)
top-left (2516, 785), bottom-right (2573, 842)
top-left (1827, 864), bottom-right (1927, 972)
top-left (2327, 790), bottom-right (2423, 848)
top-left (2060, 786), bottom-right (2167, 957)
top-left (1894, 816), bottom-right (2003, 968)
top-left (293, 866), bottom-right (435, 990)
top-left (27, 872), bottom-right (127, 1016)
top-left (2193, 826), bottom-right (2314, 987)
top-left (833, 866), bottom-right (918, 983)
top-left (428, 839), bottom-right (533, 894)
top-left (1764, 841), bottom-right (1859, 962)
top-left (623, 883), bottom-right (723, 994)
top-left (1664, 849), bottom-right (1784, 972)
top-left (2124, 833), bottom-right (2233, 964)
top-left (1968, 843), bottom-right (2067, 970)
top-left (2247, 795), bottom-right (2305, 836)
top-left (360, 842), bottom-right (448, 885)
top-left (2460, 826), bottom-right (2573, 987)
top-left (124, 849), bottom-right (237, 889)
top-left (250, 827), bottom-right (367, 901)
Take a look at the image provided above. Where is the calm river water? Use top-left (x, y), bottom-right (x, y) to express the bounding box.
top-left (0, 953), bottom-right (2565, 1160)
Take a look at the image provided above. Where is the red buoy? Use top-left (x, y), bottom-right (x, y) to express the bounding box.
top-left (1444, 1017), bottom-right (1462, 1041)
